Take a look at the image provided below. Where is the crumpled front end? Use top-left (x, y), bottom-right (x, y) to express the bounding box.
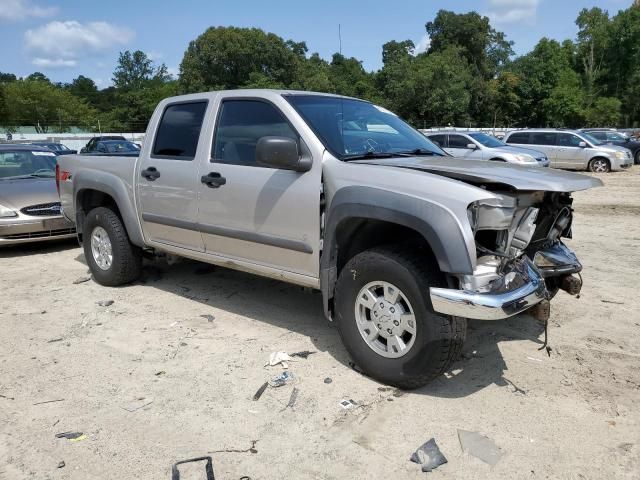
top-left (430, 190), bottom-right (584, 320)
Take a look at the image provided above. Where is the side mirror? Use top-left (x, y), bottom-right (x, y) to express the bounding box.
top-left (80, 147), bottom-right (87, 153)
top-left (466, 143), bottom-right (477, 150)
top-left (256, 136), bottom-right (311, 172)
top-left (578, 141), bottom-right (587, 148)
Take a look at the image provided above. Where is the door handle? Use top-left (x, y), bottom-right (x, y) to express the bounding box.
top-left (141, 167), bottom-right (160, 181)
top-left (201, 172), bottom-right (227, 188)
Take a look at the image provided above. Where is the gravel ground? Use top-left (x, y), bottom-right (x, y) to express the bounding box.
top-left (1, 167), bottom-right (639, 479)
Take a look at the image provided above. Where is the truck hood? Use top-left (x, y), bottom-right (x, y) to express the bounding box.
top-left (354, 157), bottom-right (603, 192)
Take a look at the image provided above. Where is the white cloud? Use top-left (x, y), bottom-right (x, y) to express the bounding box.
top-left (166, 66), bottom-right (179, 79)
top-left (147, 51), bottom-right (163, 61)
top-left (24, 20), bottom-right (134, 68)
top-left (32, 57), bottom-right (76, 68)
top-left (0, 0), bottom-right (57, 22)
top-left (484, 0), bottom-right (540, 25)
top-left (414, 34), bottom-right (431, 55)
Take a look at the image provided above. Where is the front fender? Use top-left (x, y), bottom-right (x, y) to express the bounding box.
top-left (319, 185), bottom-right (477, 320)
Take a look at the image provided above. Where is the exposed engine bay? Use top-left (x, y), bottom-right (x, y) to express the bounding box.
top-left (464, 190), bottom-right (582, 302)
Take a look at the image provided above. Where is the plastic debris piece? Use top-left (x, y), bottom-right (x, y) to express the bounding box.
top-left (55, 432), bottom-right (83, 440)
top-left (290, 350), bottom-right (316, 359)
top-left (155, 371), bottom-right (166, 376)
top-left (410, 438), bottom-right (448, 472)
top-left (200, 314), bottom-right (215, 322)
top-left (457, 429), bottom-right (503, 466)
top-left (253, 382), bottom-right (268, 401)
top-left (269, 371), bottom-right (295, 388)
top-left (57, 461), bottom-right (65, 468)
top-left (72, 276), bottom-right (91, 284)
top-left (339, 399), bottom-right (357, 409)
top-left (171, 456), bottom-right (215, 480)
top-left (70, 435), bottom-right (86, 443)
top-left (47, 338), bottom-right (63, 343)
top-left (265, 351), bottom-right (293, 368)
top-left (324, 377), bottom-right (333, 384)
top-left (286, 387), bottom-right (299, 408)
top-left (97, 300), bottom-right (114, 307)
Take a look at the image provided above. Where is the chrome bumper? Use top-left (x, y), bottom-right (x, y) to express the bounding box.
top-left (430, 257), bottom-right (547, 320)
top-left (0, 216), bottom-right (76, 246)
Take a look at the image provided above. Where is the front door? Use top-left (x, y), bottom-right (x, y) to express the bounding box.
top-left (556, 133), bottom-right (588, 169)
top-left (446, 134), bottom-right (480, 160)
top-left (137, 100), bottom-right (208, 251)
top-left (197, 97), bottom-right (322, 280)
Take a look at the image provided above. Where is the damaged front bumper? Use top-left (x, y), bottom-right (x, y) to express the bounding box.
top-left (430, 257), bottom-right (547, 320)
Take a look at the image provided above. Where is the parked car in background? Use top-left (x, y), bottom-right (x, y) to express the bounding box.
top-left (0, 144), bottom-right (75, 245)
top-left (81, 139), bottom-right (140, 157)
top-left (80, 136), bottom-right (126, 153)
top-left (28, 142), bottom-right (77, 155)
top-left (58, 89), bottom-right (602, 388)
top-left (580, 129), bottom-right (640, 164)
top-left (503, 129), bottom-right (633, 173)
top-left (424, 131), bottom-right (549, 167)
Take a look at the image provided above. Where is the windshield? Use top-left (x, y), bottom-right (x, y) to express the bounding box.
top-left (468, 133), bottom-right (505, 148)
top-left (285, 95), bottom-right (446, 159)
top-left (580, 132), bottom-right (603, 146)
top-left (0, 150), bottom-right (56, 179)
top-left (608, 132), bottom-right (628, 141)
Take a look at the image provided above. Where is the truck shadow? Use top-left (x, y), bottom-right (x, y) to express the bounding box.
top-left (89, 255), bottom-right (546, 398)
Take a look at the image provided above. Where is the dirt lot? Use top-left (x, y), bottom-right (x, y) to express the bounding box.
top-left (1, 167), bottom-right (639, 480)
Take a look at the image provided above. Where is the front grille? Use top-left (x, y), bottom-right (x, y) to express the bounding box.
top-left (20, 202), bottom-right (62, 217)
top-left (1, 227), bottom-right (76, 240)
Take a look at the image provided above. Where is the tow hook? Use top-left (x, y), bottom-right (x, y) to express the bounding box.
top-left (560, 274), bottom-right (582, 296)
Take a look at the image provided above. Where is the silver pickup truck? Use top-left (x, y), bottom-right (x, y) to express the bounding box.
top-left (57, 90), bottom-right (602, 388)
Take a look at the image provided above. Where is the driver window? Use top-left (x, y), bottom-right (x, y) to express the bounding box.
top-left (448, 135), bottom-right (470, 148)
top-left (212, 100), bottom-right (297, 167)
top-left (557, 133), bottom-right (582, 147)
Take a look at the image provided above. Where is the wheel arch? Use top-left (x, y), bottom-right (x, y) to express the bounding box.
top-left (73, 170), bottom-right (144, 246)
top-left (320, 186), bottom-right (474, 320)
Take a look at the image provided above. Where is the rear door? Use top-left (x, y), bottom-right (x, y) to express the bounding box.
top-left (556, 133), bottom-right (588, 169)
top-left (136, 100), bottom-right (208, 251)
top-left (197, 96), bottom-right (322, 281)
top-left (529, 132), bottom-right (558, 167)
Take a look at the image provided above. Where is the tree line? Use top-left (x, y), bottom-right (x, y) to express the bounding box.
top-left (1, 6), bottom-right (639, 134)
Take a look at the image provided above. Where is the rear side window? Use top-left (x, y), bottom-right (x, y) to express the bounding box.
top-left (530, 132), bottom-right (557, 146)
top-left (428, 134), bottom-right (447, 148)
top-left (212, 100), bottom-right (297, 167)
top-left (589, 132), bottom-right (606, 140)
top-left (505, 132), bottom-right (529, 144)
top-left (152, 101), bottom-right (207, 159)
top-left (448, 135), bottom-right (470, 148)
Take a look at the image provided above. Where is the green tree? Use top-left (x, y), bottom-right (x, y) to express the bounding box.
top-left (25, 72), bottom-right (50, 83)
top-left (179, 27), bottom-right (304, 92)
top-left (113, 50), bottom-right (170, 91)
top-left (575, 8), bottom-right (611, 109)
top-left (584, 96), bottom-right (621, 126)
top-left (0, 72), bottom-right (17, 83)
top-left (2, 80), bottom-right (97, 132)
top-left (65, 75), bottom-right (100, 107)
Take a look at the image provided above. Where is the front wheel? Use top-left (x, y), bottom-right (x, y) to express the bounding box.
top-left (334, 246), bottom-right (466, 389)
top-left (83, 207), bottom-right (142, 286)
top-left (589, 157), bottom-right (610, 173)
top-left (635, 150), bottom-right (640, 165)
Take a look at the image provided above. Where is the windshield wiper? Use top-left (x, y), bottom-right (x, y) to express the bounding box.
top-left (395, 148), bottom-right (441, 156)
top-left (342, 151), bottom-right (413, 161)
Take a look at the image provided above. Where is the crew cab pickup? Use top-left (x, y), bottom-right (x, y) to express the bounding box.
top-left (57, 90), bottom-right (602, 388)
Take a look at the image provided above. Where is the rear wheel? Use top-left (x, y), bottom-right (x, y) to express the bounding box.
top-left (635, 150), bottom-right (640, 165)
top-left (334, 246), bottom-right (466, 389)
top-left (83, 207), bottom-right (142, 286)
top-left (589, 157), bottom-right (610, 173)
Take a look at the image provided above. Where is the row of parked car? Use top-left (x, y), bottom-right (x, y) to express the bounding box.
top-left (424, 128), bottom-right (638, 173)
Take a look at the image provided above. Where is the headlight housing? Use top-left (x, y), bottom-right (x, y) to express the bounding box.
top-left (0, 204), bottom-right (18, 218)
top-left (514, 154), bottom-right (534, 163)
top-left (615, 151), bottom-right (625, 159)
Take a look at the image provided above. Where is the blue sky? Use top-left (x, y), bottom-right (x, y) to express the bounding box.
top-left (0, 0), bottom-right (634, 88)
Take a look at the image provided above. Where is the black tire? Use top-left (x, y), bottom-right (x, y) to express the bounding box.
top-left (588, 157), bottom-right (610, 173)
top-left (83, 207), bottom-right (142, 286)
top-left (334, 246), bottom-right (466, 389)
top-left (635, 150), bottom-right (640, 165)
